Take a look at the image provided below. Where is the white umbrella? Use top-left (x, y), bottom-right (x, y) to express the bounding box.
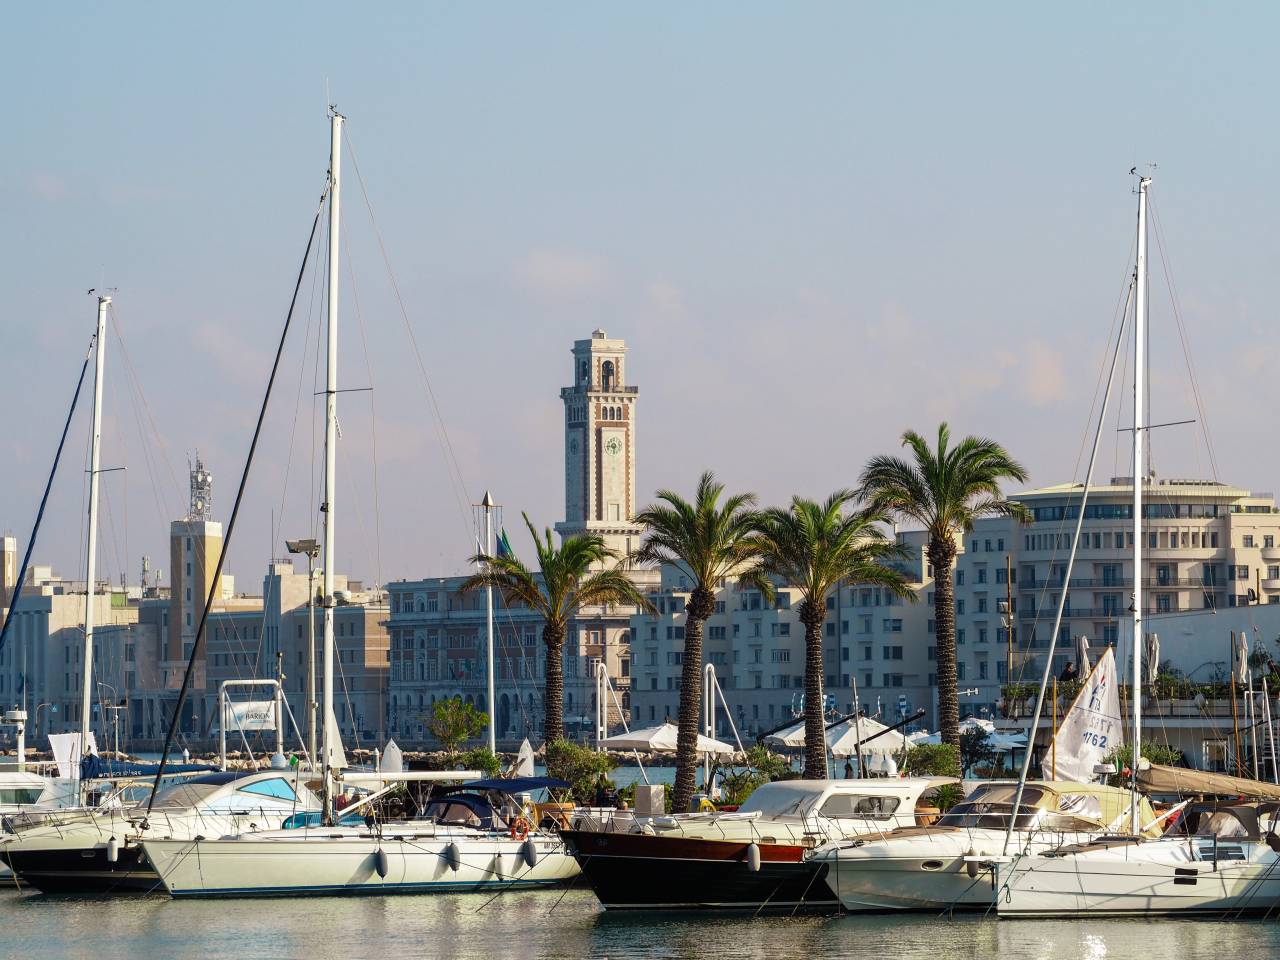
top-left (598, 722), bottom-right (736, 757)
top-left (917, 718), bottom-right (1027, 752)
top-left (1076, 634), bottom-right (1091, 674)
top-left (829, 717), bottom-right (919, 759)
top-left (764, 716), bottom-right (920, 758)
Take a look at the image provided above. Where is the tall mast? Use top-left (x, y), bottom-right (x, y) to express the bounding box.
top-left (482, 491), bottom-right (497, 754)
top-left (1131, 174), bottom-right (1151, 832)
top-left (80, 294), bottom-right (109, 774)
top-left (321, 109), bottom-right (343, 821)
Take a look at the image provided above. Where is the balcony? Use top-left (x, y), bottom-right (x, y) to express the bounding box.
top-left (1262, 546), bottom-right (1280, 562)
top-left (1018, 606), bottom-right (1169, 620)
top-left (1021, 576), bottom-right (1208, 590)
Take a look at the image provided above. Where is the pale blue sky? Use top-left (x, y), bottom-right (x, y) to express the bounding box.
top-left (2, 3), bottom-right (1277, 589)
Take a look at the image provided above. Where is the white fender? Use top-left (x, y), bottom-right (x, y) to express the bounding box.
top-left (374, 847), bottom-right (389, 879)
top-left (746, 842), bottom-right (762, 873)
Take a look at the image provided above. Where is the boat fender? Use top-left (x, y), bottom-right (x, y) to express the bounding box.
top-left (106, 837), bottom-right (119, 864)
top-left (522, 838), bottom-right (539, 869)
top-left (445, 841), bottom-right (461, 872)
top-left (965, 848), bottom-right (979, 879)
top-left (1267, 833), bottom-right (1280, 854)
top-left (374, 847), bottom-right (389, 879)
top-left (746, 842), bottom-right (762, 873)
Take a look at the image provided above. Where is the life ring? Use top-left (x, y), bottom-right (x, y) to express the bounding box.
top-left (509, 816), bottom-right (531, 841)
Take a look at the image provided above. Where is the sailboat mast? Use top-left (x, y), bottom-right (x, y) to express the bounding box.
top-left (321, 109), bottom-right (343, 820)
top-left (1131, 175), bottom-right (1151, 832)
top-left (482, 491), bottom-right (496, 754)
top-left (80, 294), bottom-right (109, 772)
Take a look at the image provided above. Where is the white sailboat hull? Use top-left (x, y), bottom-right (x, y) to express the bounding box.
top-left (820, 828), bottom-right (1099, 911)
top-left (997, 842), bottom-right (1280, 917)
top-left (142, 828), bottom-right (580, 898)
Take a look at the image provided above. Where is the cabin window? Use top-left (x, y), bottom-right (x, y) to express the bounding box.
top-left (1057, 794), bottom-right (1103, 820)
top-left (818, 793), bottom-right (901, 819)
top-left (238, 778), bottom-right (298, 802)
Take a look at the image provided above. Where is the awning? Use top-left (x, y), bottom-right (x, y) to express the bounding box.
top-left (599, 722), bottom-right (736, 756)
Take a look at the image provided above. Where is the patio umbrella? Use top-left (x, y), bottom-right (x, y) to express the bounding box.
top-left (598, 722), bottom-right (736, 756)
top-left (917, 718), bottom-right (1027, 752)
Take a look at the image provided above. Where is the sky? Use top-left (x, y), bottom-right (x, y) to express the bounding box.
top-left (2, 2), bottom-right (1278, 594)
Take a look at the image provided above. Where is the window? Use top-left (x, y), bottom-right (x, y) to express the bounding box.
top-left (978, 660), bottom-right (988, 680)
top-left (956, 599), bottom-right (966, 615)
top-left (957, 629), bottom-right (966, 645)
top-left (882, 645), bottom-right (903, 660)
top-left (882, 619), bottom-right (903, 633)
top-left (956, 570), bottom-right (965, 586)
top-left (927, 619), bottom-right (935, 634)
top-left (977, 598), bottom-right (987, 614)
top-left (818, 794), bottom-right (901, 819)
top-left (1266, 536), bottom-right (1276, 550)
top-left (771, 649), bottom-right (790, 663)
top-left (1244, 535), bottom-right (1256, 548)
top-left (884, 673), bottom-right (904, 687)
top-left (238, 778), bottom-right (298, 802)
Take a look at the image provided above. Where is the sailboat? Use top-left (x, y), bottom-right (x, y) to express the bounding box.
top-left (811, 651), bottom-right (1151, 912)
top-left (140, 110), bottom-right (579, 897)
top-left (0, 296), bottom-right (330, 893)
top-left (996, 177), bottom-right (1280, 918)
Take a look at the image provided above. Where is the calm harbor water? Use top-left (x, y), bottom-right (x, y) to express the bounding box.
top-left (1, 886), bottom-right (1274, 960)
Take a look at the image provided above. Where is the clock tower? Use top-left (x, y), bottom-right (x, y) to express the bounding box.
top-left (556, 329), bottom-right (641, 558)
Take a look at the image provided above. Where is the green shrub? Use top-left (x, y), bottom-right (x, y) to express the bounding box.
top-left (901, 742), bottom-right (961, 778)
top-left (425, 697), bottom-right (487, 753)
top-left (456, 746), bottom-right (501, 778)
top-left (926, 782), bottom-right (965, 812)
top-left (545, 739), bottom-right (617, 805)
top-left (1102, 742), bottom-right (1183, 787)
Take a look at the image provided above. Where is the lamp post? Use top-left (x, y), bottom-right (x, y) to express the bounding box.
top-left (34, 702), bottom-right (56, 738)
top-left (97, 683), bottom-right (119, 755)
top-left (286, 538), bottom-right (321, 767)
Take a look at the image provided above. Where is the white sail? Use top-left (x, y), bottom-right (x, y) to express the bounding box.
top-left (515, 737), bottom-right (535, 777)
top-left (381, 739), bottom-right (404, 773)
top-left (48, 732), bottom-right (97, 779)
top-left (324, 706), bottom-right (348, 770)
top-left (1041, 647), bottom-right (1122, 783)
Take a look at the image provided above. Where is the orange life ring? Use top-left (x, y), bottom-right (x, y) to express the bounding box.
top-left (509, 816), bottom-right (531, 841)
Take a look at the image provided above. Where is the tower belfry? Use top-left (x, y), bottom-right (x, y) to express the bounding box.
top-left (188, 454), bottom-right (213, 521)
top-left (556, 329), bottom-right (641, 558)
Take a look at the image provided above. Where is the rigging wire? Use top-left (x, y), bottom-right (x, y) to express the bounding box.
top-left (1149, 195), bottom-right (1221, 482)
top-left (145, 186), bottom-right (328, 818)
top-left (342, 128), bottom-right (473, 535)
top-left (0, 335), bottom-right (95, 656)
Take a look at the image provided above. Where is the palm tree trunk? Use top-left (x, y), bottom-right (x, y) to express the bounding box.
top-left (928, 537), bottom-right (960, 747)
top-left (672, 585), bottom-right (715, 813)
top-left (800, 599), bottom-right (829, 778)
top-left (542, 621), bottom-right (566, 744)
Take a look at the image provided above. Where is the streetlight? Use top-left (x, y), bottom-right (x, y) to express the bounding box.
top-left (34, 702), bottom-right (57, 738)
top-left (287, 537), bottom-right (321, 766)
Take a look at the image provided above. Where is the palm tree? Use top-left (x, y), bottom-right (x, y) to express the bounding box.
top-left (858, 423), bottom-right (1030, 747)
top-left (462, 513), bottom-right (654, 744)
top-left (633, 472), bottom-right (761, 812)
top-left (749, 492), bottom-right (912, 778)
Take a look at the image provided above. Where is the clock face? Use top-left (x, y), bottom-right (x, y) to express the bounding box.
top-left (605, 437), bottom-right (622, 456)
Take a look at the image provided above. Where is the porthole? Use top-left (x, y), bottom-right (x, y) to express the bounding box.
top-left (921, 860), bottom-right (945, 871)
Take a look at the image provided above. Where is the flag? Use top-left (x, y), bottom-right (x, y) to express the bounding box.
top-left (496, 528), bottom-right (514, 559)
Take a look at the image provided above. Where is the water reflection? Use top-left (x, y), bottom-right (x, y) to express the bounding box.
top-left (2, 887), bottom-right (1273, 960)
